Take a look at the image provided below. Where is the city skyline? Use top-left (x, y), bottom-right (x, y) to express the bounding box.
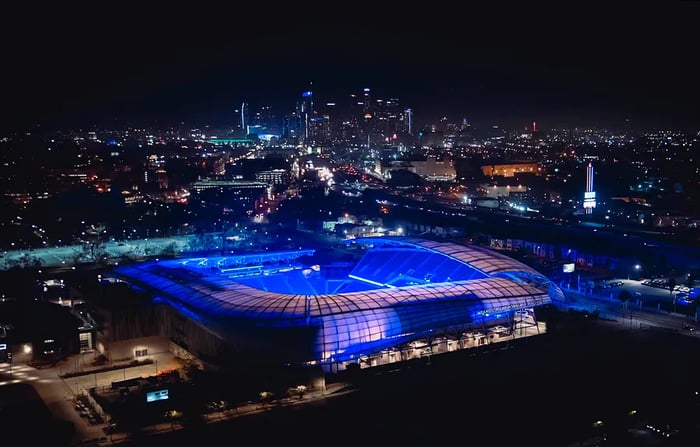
top-left (2, 4), bottom-right (700, 441)
top-left (2, 4), bottom-right (700, 133)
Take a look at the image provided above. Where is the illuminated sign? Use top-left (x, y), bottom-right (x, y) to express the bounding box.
top-left (562, 263), bottom-right (575, 273)
top-left (583, 191), bottom-right (596, 209)
top-left (0, 344), bottom-right (6, 350)
top-left (146, 389), bottom-right (169, 402)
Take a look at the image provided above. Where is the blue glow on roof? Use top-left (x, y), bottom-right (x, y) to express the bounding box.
top-left (112, 236), bottom-right (561, 365)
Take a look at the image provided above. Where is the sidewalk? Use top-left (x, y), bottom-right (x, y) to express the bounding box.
top-left (98, 380), bottom-right (355, 445)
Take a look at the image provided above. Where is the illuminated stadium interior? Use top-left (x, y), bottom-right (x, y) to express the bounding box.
top-left (111, 236), bottom-right (565, 372)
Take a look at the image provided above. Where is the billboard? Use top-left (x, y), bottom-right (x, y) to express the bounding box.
top-left (562, 263), bottom-right (576, 273)
top-left (146, 389), bottom-right (169, 403)
top-left (583, 191), bottom-right (596, 209)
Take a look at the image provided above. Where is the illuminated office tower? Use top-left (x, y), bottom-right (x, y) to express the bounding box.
top-left (363, 87), bottom-right (371, 113)
top-left (404, 108), bottom-right (413, 135)
top-left (583, 162), bottom-right (596, 214)
top-left (234, 102), bottom-right (249, 137)
top-left (300, 89), bottom-right (313, 142)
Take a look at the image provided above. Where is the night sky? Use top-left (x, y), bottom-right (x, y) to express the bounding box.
top-left (3, 4), bottom-right (699, 133)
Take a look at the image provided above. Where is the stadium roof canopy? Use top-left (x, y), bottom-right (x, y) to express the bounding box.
top-left (111, 236), bottom-right (564, 366)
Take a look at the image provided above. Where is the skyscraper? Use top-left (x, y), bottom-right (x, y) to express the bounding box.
top-left (300, 89), bottom-right (313, 143)
top-left (234, 102), bottom-right (249, 137)
top-left (404, 108), bottom-right (413, 136)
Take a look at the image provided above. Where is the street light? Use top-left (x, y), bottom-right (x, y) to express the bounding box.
top-left (629, 264), bottom-right (641, 280)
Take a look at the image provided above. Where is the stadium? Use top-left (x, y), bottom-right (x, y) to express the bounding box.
top-left (109, 236), bottom-right (565, 374)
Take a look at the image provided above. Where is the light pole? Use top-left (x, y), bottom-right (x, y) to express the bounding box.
top-left (629, 307), bottom-right (633, 329)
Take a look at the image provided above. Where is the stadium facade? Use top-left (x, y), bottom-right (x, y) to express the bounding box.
top-left (108, 236), bottom-right (565, 373)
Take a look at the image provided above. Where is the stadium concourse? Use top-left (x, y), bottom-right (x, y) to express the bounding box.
top-left (108, 236), bottom-right (565, 374)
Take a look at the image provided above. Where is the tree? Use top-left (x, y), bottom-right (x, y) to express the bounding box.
top-left (161, 242), bottom-right (178, 258)
top-left (259, 391), bottom-right (275, 408)
top-left (71, 248), bottom-right (85, 266)
top-left (668, 277), bottom-right (677, 296)
top-left (287, 385), bottom-right (307, 400)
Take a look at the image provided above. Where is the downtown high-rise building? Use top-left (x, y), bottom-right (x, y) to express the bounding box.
top-left (234, 102), bottom-right (249, 137)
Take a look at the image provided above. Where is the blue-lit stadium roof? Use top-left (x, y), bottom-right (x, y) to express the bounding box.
top-left (111, 236), bottom-right (564, 366)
